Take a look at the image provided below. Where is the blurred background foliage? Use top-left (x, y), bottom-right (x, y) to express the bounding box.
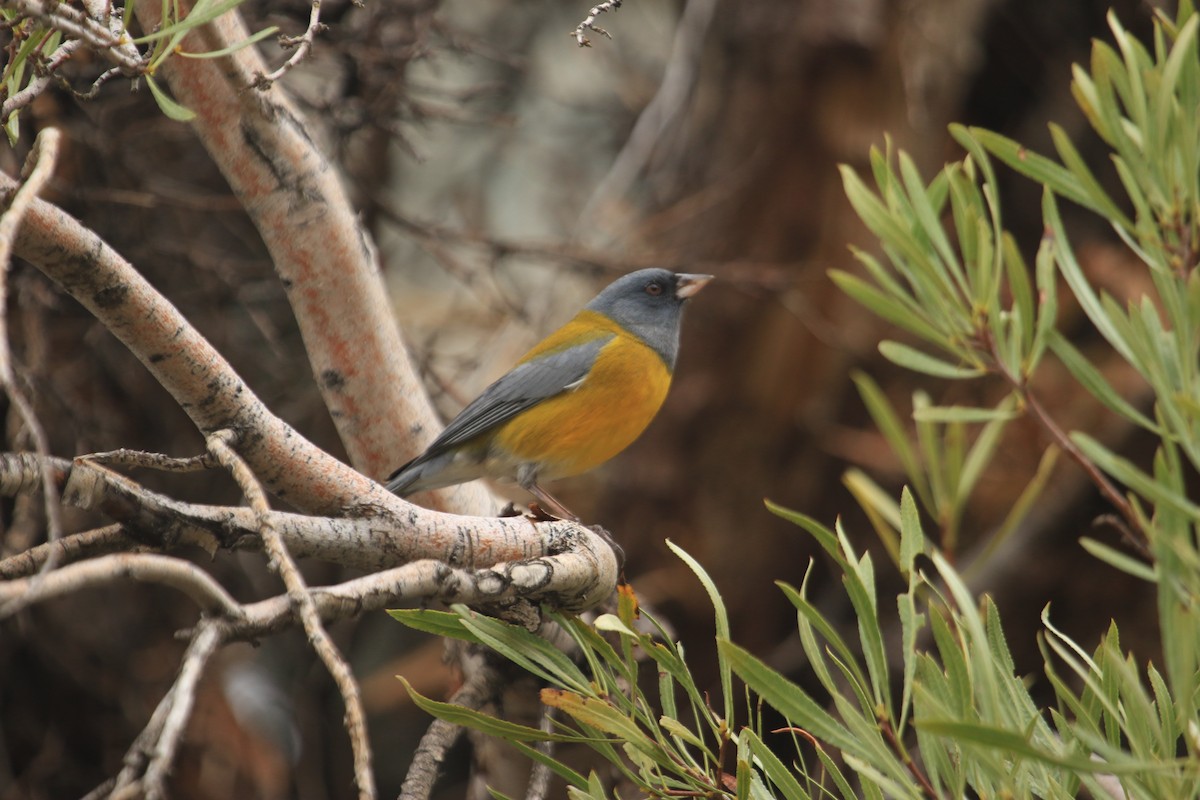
top-left (0, 0), bottom-right (1178, 797)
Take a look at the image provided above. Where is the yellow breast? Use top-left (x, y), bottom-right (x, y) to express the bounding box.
top-left (492, 311), bottom-right (672, 479)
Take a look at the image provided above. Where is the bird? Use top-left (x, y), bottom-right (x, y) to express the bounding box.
top-left (386, 268), bottom-right (713, 520)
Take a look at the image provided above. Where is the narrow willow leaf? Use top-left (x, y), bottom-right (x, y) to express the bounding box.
top-left (388, 608), bottom-right (484, 644)
top-left (542, 690), bottom-right (660, 759)
top-left (879, 340), bottom-right (984, 379)
top-left (779, 580), bottom-right (870, 698)
top-left (453, 605), bottom-right (592, 694)
top-left (897, 591), bottom-right (923, 735)
top-left (658, 716), bottom-right (709, 753)
top-left (843, 469), bottom-right (901, 567)
top-left (830, 270), bottom-right (948, 346)
top-left (1048, 123), bottom-right (1135, 230)
top-left (145, 75), bottom-right (196, 122)
top-left (133, 0), bottom-right (246, 43)
top-left (765, 500), bottom-right (841, 560)
top-left (841, 167), bottom-right (951, 291)
top-left (912, 404), bottom-right (1019, 423)
top-left (667, 540), bottom-right (735, 727)
top-left (177, 25), bottom-right (280, 58)
top-left (1047, 331), bottom-right (1158, 431)
top-left (1043, 191), bottom-right (1136, 364)
top-left (852, 372), bottom-right (930, 506)
top-left (1028, 232), bottom-right (1059, 372)
top-left (955, 400), bottom-right (1014, 509)
top-left (917, 720), bottom-right (1171, 774)
top-left (401, 677), bottom-right (567, 741)
top-left (1003, 232), bottom-right (1035, 359)
top-left (741, 729), bottom-right (813, 800)
top-left (1074, 433), bottom-right (1200, 518)
top-left (969, 128), bottom-right (1100, 213)
top-left (898, 487), bottom-right (925, 573)
top-left (898, 151), bottom-right (967, 295)
top-left (1079, 537), bottom-right (1158, 582)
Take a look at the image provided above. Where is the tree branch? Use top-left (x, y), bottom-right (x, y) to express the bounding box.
top-left (0, 552), bottom-right (243, 619)
top-left (207, 428), bottom-right (375, 800)
top-left (134, 0), bottom-right (489, 515)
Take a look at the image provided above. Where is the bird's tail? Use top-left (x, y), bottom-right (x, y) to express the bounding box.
top-left (383, 451), bottom-right (458, 496)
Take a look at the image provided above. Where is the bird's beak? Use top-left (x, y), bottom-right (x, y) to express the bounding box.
top-left (675, 273), bottom-right (714, 300)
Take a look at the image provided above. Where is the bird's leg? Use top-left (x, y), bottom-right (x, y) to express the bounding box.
top-left (525, 482), bottom-right (581, 523)
top-left (516, 464), bottom-right (581, 522)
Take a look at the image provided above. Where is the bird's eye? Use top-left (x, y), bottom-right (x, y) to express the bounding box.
top-left (645, 282), bottom-right (664, 296)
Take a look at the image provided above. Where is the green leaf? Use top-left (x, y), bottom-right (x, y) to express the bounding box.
top-left (387, 608), bottom-right (484, 644)
top-left (400, 676), bottom-right (568, 742)
top-left (917, 719), bottom-right (1171, 774)
top-left (911, 403), bottom-right (1019, 423)
top-left (878, 340), bottom-right (984, 379)
top-left (1047, 331), bottom-right (1158, 430)
top-left (968, 127), bottom-right (1106, 215)
top-left (145, 75), bottom-right (196, 122)
top-left (898, 487), bottom-right (925, 573)
top-left (779, 579), bottom-right (870, 702)
top-left (176, 25), bottom-right (280, 58)
top-left (451, 605), bottom-right (592, 694)
top-left (542, 690), bottom-right (661, 759)
top-left (1048, 122), bottom-right (1135, 230)
top-left (1044, 193), bottom-right (1135, 367)
top-left (955, 400), bottom-right (1013, 510)
top-left (741, 729), bottom-right (813, 800)
top-left (830, 270), bottom-right (948, 347)
top-left (1074, 433), bottom-right (1200, 519)
top-left (852, 371), bottom-right (931, 507)
top-left (843, 469), bottom-right (902, 568)
top-left (667, 540), bottom-right (735, 727)
top-left (896, 590), bottom-right (922, 735)
top-left (1079, 537), bottom-right (1158, 582)
top-left (765, 500), bottom-right (841, 560)
top-left (133, 0), bottom-right (249, 43)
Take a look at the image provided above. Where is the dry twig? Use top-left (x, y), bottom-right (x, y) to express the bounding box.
top-left (207, 428), bottom-right (376, 800)
top-left (253, 0), bottom-right (325, 87)
top-left (572, 0), bottom-right (622, 47)
top-left (0, 127), bottom-right (67, 568)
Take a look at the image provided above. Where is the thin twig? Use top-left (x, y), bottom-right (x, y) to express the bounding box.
top-left (81, 447), bottom-right (217, 473)
top-left (0, 39), bottom-right (83, 120)
top-left (0, 127), bottom-right (67, 570)
top-left (983, 328), bottom-right (1149, 555)
top-left (0, 552), bottom-right (243, 619)
top-left (140, 620), bottom-right (223, 800)
top-left (206, 429), bottom-right (376, 800)
top-left (0, 523), bottom-right (135, 579)
top-left (572, 0), bottom-right (621, 47)
top-left (253, 0), bottom-right (324, 88)
top-left (1021, 387), bottom-right (1148, 554)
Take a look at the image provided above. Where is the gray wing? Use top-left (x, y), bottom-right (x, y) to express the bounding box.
top-left (422, 334), bottom-right (613, 454)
